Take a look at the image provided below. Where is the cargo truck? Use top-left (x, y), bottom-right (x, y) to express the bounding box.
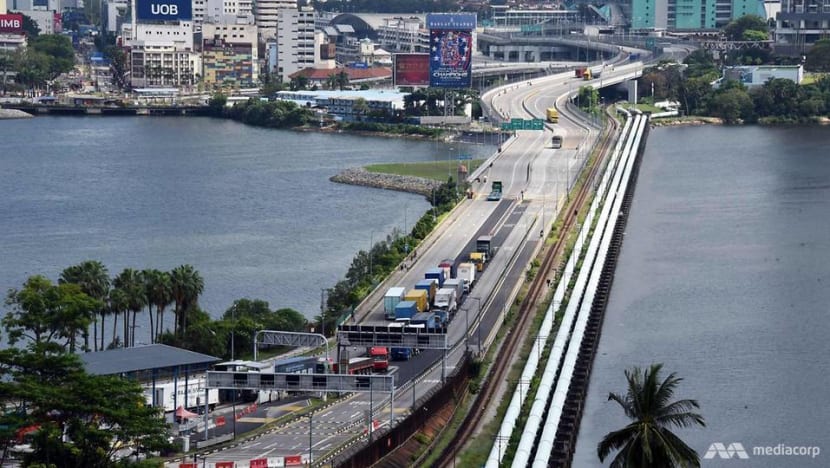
top-left (456, 262), bottom-right (476, 292)
top-left (411, 312), bottom-right (440, 329)
top-left (476, 235), bottom-right (493, 258)
top-left (437, 259), bottom-right (455, 281)
top-left (470, 252), bottom-right (487, 272)
top-left (415, 278), bottom-right (438, 306)
top-left (383, 286), bottom-right (406, 320)
top-left (369, 347), bottom-right (390, 372)
top-left (433, 309), bottom-right (448, 326)
top-left (391, 347), bottom-right (413, 361)
top-left (434, 287), bottom-right (458, 313)
top-left (394, 300), bottom-right (418, 321)
top-left (546, 107), bottom-right (559, 123)
top-left (332, 357), bottom-right (374, 375)
top-left (487, 181), bottom-right (503, 201)
top-left (404, 289), bottom-right (428, 312)
top-left (424, 267), bottom-right (445, 289)
top-left (443, 278), bottom-right (465, 301)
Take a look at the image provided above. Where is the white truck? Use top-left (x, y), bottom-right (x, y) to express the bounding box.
top-left (456, 262), bottom-right (476, 292)
top-left (434, 287), bottom-right (458, 313)
top-left (143, 376), bottom-right (219, 413)
top-left (383, 286), bottom-right (407, 320)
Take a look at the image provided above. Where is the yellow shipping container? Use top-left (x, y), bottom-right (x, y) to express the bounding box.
top-left (405, 289), bottom-right (429, 312)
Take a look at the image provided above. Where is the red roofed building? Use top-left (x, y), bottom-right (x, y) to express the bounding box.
top-left (289, 66), bottom-right (393, 88)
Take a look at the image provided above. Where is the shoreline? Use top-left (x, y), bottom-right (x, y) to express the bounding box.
top-left (329, 167), bottom-right (442, 199)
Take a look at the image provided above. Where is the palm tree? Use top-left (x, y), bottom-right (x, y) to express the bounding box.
top-left (59, 260), bottom-right (110, 351)
top-left (107, 287), bottom-right (127, 349)
top-left (598, 364), bottom-right (706, 468)
top-left (144, 269), bottom-right (173, 342)
top-left (170, 265), bottom-right (204, 337)
top-left (113, 268), bottom-right (146, 347)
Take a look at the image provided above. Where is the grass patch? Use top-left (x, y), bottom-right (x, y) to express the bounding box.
top-left (366, 159), bottom-right (486, 182)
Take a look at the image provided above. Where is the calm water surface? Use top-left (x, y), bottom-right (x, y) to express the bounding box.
top-left (0, 116), bottom-right (493, 341)
top-left (574, 125), bottom-right (830, 467)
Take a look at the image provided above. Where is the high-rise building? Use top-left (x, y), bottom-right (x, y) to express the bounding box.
top-left (202, 18), bottom-right (258, 87)
top-left (255, 0), bottom-right (296, 42)
top-left (631, 0), bottom-right (765, 29)
top-left (275, 5), bottom-right (315, 82)
top-left (776, 0), bottom-right (830, 53)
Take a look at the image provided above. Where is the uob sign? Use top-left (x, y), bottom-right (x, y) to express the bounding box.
top-left (137, 0), bottom-right (192, 20)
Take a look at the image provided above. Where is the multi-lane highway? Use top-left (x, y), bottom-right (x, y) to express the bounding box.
top-left (181, 53), bottom-right (650, 468)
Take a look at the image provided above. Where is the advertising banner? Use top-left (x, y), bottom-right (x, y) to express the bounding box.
top-left (393, 54), bottom-right (429, 87)
top-left (0, 14), bottom-right (24, 33)
top-left (136, 0), bottom-right (193, 21)
top-left (429, 29), bottom-right (473, 88)
top-left (426, 13), bottom-right (477, 31)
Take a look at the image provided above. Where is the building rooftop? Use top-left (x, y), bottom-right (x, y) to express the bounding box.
top-left (81, 343), bottom-right (221, 376)
top-left (276, 89), bottom-right (408, 104)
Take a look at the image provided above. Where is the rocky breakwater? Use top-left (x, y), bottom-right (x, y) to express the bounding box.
top-left (0, 108), bottom-right (33, 119)
top-left (330, 167), bottom-right (443, 198)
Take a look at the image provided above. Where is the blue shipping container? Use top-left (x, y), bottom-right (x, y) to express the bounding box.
top-left (394, 301), bottom-right (418, 320)
top-left (424, 267), bottom-right (445, 288)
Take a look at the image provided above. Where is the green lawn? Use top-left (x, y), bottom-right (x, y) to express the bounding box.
top-left (366, 159), bottom-right (486, 182)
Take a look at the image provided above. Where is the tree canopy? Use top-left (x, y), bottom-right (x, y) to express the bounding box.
top-left (723, 15), bottom-right (769, 41)
top-left (805, 39), bottom-right (830, 72)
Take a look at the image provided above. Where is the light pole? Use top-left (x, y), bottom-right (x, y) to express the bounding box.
top-left (369, 231), bottom-right (375, 278)
top-left (448, 147), bottom-right (455, 181)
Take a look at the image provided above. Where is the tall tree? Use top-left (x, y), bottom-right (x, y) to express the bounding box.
top-left (170, 265), bottom-right (204, 337)
top-left (113, 269), bottom-right (146, 347)
top-left (59, 260), bottom-right (110, 351)
top-left (3, 276), bottom-right (99, 352)
top-left (144, 269), bottom-right (173, 341)
top-left (805, 39), bottom-right (830, 72)
top-left (598, 364), bottom-right (706, 468)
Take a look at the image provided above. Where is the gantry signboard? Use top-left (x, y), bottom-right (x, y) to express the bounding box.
top-left (206, 371), bottom-right (394, 393)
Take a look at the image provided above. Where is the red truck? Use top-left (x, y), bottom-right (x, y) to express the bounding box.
top-left (369, 347), bottom-right (390, 373)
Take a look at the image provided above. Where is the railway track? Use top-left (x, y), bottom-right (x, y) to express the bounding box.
top-left (436, 109), bottom-right (620, 467)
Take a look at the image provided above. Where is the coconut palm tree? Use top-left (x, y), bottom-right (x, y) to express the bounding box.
top-left (598, 363), bottom-right (706, 468)
top-left (143, 269), bottom-right (173, 342)
top-left (113, 268), bottom-right (146, 347)
top-left (59, 260), bottom-right (111, 351)
top-left (170, 264), bottom-right (204, 337)
top-left (107, 287), bottom-right (127, 349)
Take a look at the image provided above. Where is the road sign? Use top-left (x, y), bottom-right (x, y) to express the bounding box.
top-left (531, 119), bottom-right (544, 130)
top-left (207, 371), bottom-right (395, 392)
top-left (457, 154), bottom-right (472, 160)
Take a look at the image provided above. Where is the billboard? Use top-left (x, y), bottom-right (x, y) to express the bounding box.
top-left (393, 54), bottom-right (429, 87)
top-left (426, 13), bottom-right (477, 31)
top-left (429, 29), bottom-right (473, 88)
top-left (426, 14), bottom-right (476, 89)
top-left (136, 0), bottom-right (193, 21)
top-left (0, 14), bottom-right (24, 33)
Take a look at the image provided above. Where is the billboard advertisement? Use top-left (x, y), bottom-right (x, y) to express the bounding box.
top-left (136, 0), bottom-right (193, 21)
top-left (429, 29), bottom-right (473, 88)
top-left (394, 54), bottom-right (429, 87)
top-left (0, 14), bottom-right (24, 33)
top-left (426, 13), bottom-right (477, 31)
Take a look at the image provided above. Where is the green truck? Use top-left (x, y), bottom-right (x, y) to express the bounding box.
top-left (487, 181), bottom-right (503, 201)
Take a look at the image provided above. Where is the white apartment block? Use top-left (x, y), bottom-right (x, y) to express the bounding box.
top-left (255, 0), bottom-right (296, 42)
top-left (123, 22), bottom-right (195, 50)
top-left (376, 16), bottom-right (429, 53)
top-left (129, 46), bottom-right (201, 88)
top-left (276, 6), bottom-right (316, 81)
top-left (203, 0), bottom-right (253, 21)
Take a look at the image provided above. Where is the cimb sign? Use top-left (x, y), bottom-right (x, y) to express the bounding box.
top-left (0, 14), bottom-right (24, 33)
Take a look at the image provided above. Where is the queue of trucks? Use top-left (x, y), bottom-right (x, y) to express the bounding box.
top-left (381, 237), bottom-right (498, 361)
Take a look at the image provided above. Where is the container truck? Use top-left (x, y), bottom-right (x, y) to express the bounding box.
top-left (437, 259), bottom-right (455, 281)
top-left (433, 309), bottom-right (448, 326)
top-left (546, 107), bottom-right (559, 123)
top-left (434, 287), bottom-right (458, 313)
top-left (143, 376), bottom-right (219, 413)
top-left (369, 347), bottom-right (390, 372)
top-left (476, 235), bottom-right (493, 258)
top-left (404, 289), bottom-right (428, 312)
top-left (415, 278), bottom-right (438, 306)
top-left (394, 300), bottom-right (418, 320)
top-left (383, 286), bottom-right (406, 320)
top-left (332, 357), bottom-right (374, 375)
top-left (411, 312), bottom-right (440, 329)
top-left (424, 267), bottom-right (445, 288)
top-left (487, 181), bottom-right (503, 201)
top-left (456, 262), bottom-right (476, 292)
top-left (469, 252), bottom-right (487, 272)
top-left (443, 278), bottom-right (465, 301)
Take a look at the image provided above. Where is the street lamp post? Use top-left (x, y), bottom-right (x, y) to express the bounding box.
top-left (369, 231), bottom-right (375, 278)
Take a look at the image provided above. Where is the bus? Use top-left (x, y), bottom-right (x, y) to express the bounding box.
top-left (546, 107), bottom-right (559, 123)
top-left (551, 135), bottom-right (563, 149)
